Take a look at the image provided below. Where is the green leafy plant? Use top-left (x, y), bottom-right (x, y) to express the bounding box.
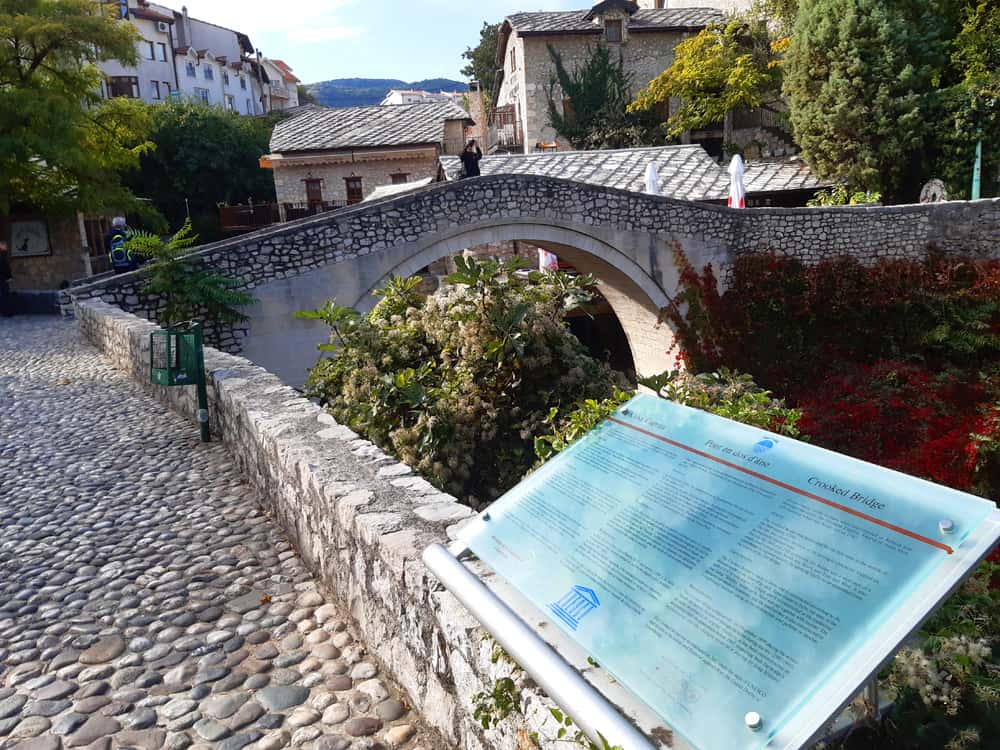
top-left (472, 677), bottom-right (521, 730)
top-left (127, 219), bottom-right (256, 327)
top-left (806, 185), bottom-right (882, 206)
top-left (301, 257), bottom-right (627, 504)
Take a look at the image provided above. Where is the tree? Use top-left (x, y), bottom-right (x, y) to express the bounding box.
top-left (126, 219), bottom-right (256, 327)
top-left (296, 84), bottom-right (316, 105)
top-left (630, 17), bottom-right (784, 139)
top-left (783, 0), bottom-right (950, 198)
top-left (546, 44), bottom-right (663, 150)
top-left (124, 101), bottom-right (284, 240)
top-left (0, 0), bottom-right (153, 215)
top-left (461, 22), bottom-right (500, 102)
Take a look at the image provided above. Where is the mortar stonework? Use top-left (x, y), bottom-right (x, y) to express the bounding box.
top-left (75, 299), bottom-right (679, 750)
top-left (65, 176), bottom-right (1000, 378)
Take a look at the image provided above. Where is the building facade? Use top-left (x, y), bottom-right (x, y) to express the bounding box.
top-left (381, 90), bottom-right (466, 106)
top-left (266, 102), bottom-right (472, 217)
top-left (492, 1), bottom-right (722, 153)
top-left (97, 1), bottom-right (299, 115)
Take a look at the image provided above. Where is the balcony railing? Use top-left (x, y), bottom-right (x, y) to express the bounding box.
top-left (283, 201), bottom-right (348, 221)
top-left (493, 104), bottom-right (523, 150)
top-left (219, 203), bottom-right (281, 232)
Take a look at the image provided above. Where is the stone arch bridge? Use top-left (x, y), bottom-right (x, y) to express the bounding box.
top-left (70, 175), bottom-right (1000, 387)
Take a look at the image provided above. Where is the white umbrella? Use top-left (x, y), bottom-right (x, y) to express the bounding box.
top-left (728, 154), bottom-right (746, 208)
top-left (643, 161), bottom-right (660, 195)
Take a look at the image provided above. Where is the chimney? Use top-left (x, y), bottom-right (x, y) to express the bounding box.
top-left (467, 81), bottom-right (490, 152)
top-left (181, 5), bottom-right (192, 47)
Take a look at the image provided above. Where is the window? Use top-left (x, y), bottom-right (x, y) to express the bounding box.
top-left (223, 71), bottom-right (230, 86)
top-left (163, 81), bottom-right (172, 96)
top-left (510, 49), bottom-right (516, 71)
top-left (186, 62), bottom-right (196, 77)
top-left (305, 178), bottom-right (324, 206)
top-left (157, 43), bottom-right (168, 62)
top-left (655, 0), bottom-right (665, 7)
top-left (225, 95), bottom-right (234, 111)
top-left (345, 177), bottom-right (363, 204)
top-left (390, 173), bottom-right (409, 185)
top-left (107, 76), bottom-right (140, 99)
top-left (605, 19), bottom-right (623, 43)
top-left (203, 66), bottom-right (214, 81)
top-left (151, 80), bottom-right (161, 100)
top-left (246, 98), bottom-right (253, 114)
top-left (144, 41), bottom-right (155, 60)
top-left (655, 99), bottom-right (670, 122)
top-left (240, 75), bottom-right (247, 90)
top-left (195, 87), bottom-right (210, 103)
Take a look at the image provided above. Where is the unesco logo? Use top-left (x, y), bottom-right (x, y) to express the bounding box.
top-left (753, 437), bottom-right (778, 454)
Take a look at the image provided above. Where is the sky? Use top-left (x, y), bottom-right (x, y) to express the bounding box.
top-left (180, 0), bottom-right (580, 85)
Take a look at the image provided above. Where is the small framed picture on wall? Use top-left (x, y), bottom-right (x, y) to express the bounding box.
top-left (9, 219), bottom-right (51, 258)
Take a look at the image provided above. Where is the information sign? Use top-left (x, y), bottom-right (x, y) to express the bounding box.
top-left (458, 394), bottom-right (1000, 750)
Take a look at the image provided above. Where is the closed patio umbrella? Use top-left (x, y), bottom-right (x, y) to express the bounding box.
top-left (644, 162), bottom-right (660, 195)
top-left (728, 154), bottom-right (746, 208)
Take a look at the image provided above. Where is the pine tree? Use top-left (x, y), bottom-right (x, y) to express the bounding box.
top-left (783, 0), bottom-right (948, 198)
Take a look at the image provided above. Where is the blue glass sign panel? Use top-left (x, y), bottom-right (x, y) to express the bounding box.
top-left (461, 394), bottom-right (997, 750)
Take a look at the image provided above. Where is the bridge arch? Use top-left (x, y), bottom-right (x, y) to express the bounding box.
top-left (355, 220), bottom-right (677, 378)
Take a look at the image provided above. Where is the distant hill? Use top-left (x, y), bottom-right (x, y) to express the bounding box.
top-left (306, 78), bottom-right (468, 108)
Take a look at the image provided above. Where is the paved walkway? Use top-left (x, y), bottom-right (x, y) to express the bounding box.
top-left (0, 318), bottom-right (435, 750)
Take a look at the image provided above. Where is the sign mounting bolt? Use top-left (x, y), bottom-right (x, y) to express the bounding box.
top-left (745, 712), bottom-right (762, 731)
top-left (939, 519), bottom-right (955, 534)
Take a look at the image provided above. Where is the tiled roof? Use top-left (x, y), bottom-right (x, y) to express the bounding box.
top-left (270, 101), bottom-right (473, 154)
top-left (271, 59), bottom-right (301, 83)
top-left (439, 147), bottom-right (829, 201)
top-left (507, 8), bottom-right (723, 35)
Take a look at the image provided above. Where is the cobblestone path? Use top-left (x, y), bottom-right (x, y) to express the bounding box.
top-left (0, 318), bottom-right (437, 750)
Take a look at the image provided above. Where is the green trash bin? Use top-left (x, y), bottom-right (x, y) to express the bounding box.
top-left (150, 321), bottom-right (211, 442)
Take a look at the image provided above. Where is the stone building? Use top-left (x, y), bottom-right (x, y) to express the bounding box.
top-left (491, 1), bottom-right (722, 153)
top-left (265, 102), bottom-right (473, 217)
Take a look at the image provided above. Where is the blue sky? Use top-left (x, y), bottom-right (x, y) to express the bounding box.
top-left (184, 1), bottom-right (581, 85)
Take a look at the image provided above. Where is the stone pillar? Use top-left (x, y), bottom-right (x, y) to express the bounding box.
top-left (467, 81), bottom-right (490, 152)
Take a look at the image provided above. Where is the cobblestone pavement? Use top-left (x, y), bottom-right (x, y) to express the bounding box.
top-left (0, 318), bottom-right (439, 750)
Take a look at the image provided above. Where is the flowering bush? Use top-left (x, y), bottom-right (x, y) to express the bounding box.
top-left (300, 258), bottom-right (626, 506)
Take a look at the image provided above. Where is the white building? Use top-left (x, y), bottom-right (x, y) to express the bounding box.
top-left (381, 90), bottom-right (465, 106)
top-left (97, 1), bottom-right (299, 116)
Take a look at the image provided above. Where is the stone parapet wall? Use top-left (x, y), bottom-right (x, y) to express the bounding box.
top-left (74, 299), bottom-right (671, 750)
top-left (67, 175), bottom-right (1000, 324)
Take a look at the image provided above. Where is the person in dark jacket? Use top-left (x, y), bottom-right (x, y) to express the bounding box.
top-left (105, 216), bottom-right (138, 273)
top-left (459, 139), bottom-right (483, 178)
top-left (0, 240), bottom-right (13, 317)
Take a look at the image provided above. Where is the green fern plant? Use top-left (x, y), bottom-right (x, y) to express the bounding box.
top-left (127, 219), bottom-right (256, 327)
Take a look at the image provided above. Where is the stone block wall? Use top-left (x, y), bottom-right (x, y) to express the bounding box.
top-left (272, 153), bottom-right (441, 207)
top-left (75, 299), bottom-right (676, 750)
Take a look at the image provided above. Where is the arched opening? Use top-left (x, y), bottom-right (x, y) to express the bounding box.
top-left (358, 222), bottom-right (677, 377)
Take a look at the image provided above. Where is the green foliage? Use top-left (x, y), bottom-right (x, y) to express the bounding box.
top-left (124, 101), bottom-right (284, 241)
top-left (783, 0), bottom-right (953, 199)
top-left (472, 677), bottom-right (520, 730)
top-left (534, 389), bottom-right (632, 462)
top-left (301, 258), bottom-right (626, 504)
top-left (657, 369), bottom-right (802, 437)
top-left (296, 84), bottom-right (317, 105)
top-left (461, 22), bottom-right (500, 113)
top-left (0, 0), bottom-right (153, 215)
top-left (806, 185), bottom-right (882, 206)
top-left (546, 45), bottom-right (663, 150)
top-left (128, 219), bottom-right (256, 327)
top-left (630, 17), bottom-right (784, 138)
top-left (829, 563), bottom-right (1000, 750)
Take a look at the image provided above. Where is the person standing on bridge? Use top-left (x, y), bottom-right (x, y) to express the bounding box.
top-left (459, 139), bottom-right (483, 178)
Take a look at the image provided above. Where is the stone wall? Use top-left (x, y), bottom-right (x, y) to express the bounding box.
top-left (65, 175), bottom-right (1000, 374)
top-left (6, 214), bottom-right (89, 291)
top-left (272, 152), bottom-right (441, 207)
top-left (74, 298), bottom-right (677, 750)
